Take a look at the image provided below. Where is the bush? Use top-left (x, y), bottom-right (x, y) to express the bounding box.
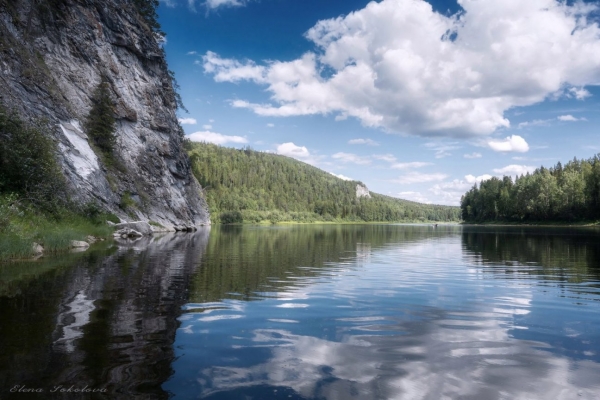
top-left (0, 105), bottom-right (67, 212)
top-left (220, 210), bottom-right (243, 224)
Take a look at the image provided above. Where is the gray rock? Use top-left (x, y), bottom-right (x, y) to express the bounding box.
top-left (0, 0), bottom-right (211, 228)
top-left (71, 240), bottom-right (90, 249)
top-left (114, 221), bottom-right (153, 236)
top-left (114, 228), bottom-right (143, 238)
top-left (32, 242), bottom-right (44, 256)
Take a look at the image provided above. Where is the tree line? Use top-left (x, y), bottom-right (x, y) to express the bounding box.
top-left (188, 142), bottom-right (460, 223)
top-left (460, 155), bottom-right (600, 222)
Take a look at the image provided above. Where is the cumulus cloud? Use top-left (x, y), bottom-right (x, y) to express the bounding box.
top-left (493, 165), bottom-right (537, 176)
top-left (332, 152), bottom-right (371, 165)
top-left (277, 142), bottom-right (310, 159)
top-left (348, 138), bottom-right (379, 146)
top-left (178, 118), bottom-right (197, 125)
top-left (464, 152), bottom-right (482, 159)
top-left (465, 174), bottom-right (493, 184)
top-left (391, 162), bottom-right (432, 170)
top-left (187, 130), bottom-right (248, 145)
top-left (488, 135), bottom-right (529, 153)
top-left (330, 172), bottom-right (353, 181)
top-left (203, 0), bottom-right (600, 137)
top-left (267, 123), bottom-right (275, 128)
top-left (558, 114), bottom-right (587, 122)
top-left (392, 172), bottom-right (447, 184)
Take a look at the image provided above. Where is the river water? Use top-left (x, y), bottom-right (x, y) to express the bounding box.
top-left (1, 225), bottom-right (599, 399)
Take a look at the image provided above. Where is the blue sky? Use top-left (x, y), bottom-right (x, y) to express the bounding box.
top-left (158, 0), bottom-right (600, 205)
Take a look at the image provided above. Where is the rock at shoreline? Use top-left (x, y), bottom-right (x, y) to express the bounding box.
top-left (71, 240), bottom-right (90, 249)
top-left (114, 221), bottom-right (153, 236)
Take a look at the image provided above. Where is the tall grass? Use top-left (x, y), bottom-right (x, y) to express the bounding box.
top-left (0, 195), bottom-right (115, 261)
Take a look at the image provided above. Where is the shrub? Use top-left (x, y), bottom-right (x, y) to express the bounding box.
top-left (0, 105), bottom-right (67, 212)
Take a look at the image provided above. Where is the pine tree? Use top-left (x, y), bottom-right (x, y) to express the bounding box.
top-left (85, 79), bottom-right (116, 155)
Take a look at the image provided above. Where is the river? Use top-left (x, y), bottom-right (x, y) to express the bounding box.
top-left (1, 225), bottom-right (599, 399)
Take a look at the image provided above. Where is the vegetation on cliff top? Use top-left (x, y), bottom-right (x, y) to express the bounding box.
top-left (460, 155), bottom-right (600, 223)
top-left (188, 142), bottom-right (460, 224)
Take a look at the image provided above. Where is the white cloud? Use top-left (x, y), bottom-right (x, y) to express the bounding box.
top-left (373, 154), bottom-right (397, 163)
top-left (391, 162), bottom-right (432, 170)
top-left (193, 0), bottom-right (248, 10)
top-left (203, 0), bottom-right (600, 137)
top-left (203, 51), bottom-right (266, 83)
top-left (178, 118), bottom-right (197, 125)
top-left (330, 172), bottom-right (353, 181)
top-left (464, 152), bottom-right (482, 159)
top-left (159, 0), bottom-right (177, 7)
top-left (392, 172), bottom-right (447, 184)
top-left (424, 142), bottom-right (460, 158)
top-left (465, 174), bottom-right (493, 184)
top-left (397, 191), bottom-right (433, 204)
top-left (277, 142), bottom-right (310, 159)
top-left (202, 124), bottom-right (212, 129)
top-left (517, 119), bottom-right (553, 129)
top-left (187, 51), bottom-right (197, 55)
top-left (493, 164), bottom-right (537, 176)
top-left (187, 130), bottom-right (248, 145)
top-left (558, 114), bottom-right (587, 122)
top-left (568, 87), bottom-right (592, 100)
top-left (332, 152), bottom-right (371, 165)
top-left (267, 123), bottom-right (275, 128)
top-left (488, 135), bottom-right (529, 153)
top-left (348, 138), bottom-right (379, 146)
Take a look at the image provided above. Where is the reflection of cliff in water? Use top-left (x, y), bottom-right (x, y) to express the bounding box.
top-left (461, 226), bottom-right (600, 283)
top-left (190, 224), bottom-right (459, 303)
top-left (0, 229), bottom-right (210, 399)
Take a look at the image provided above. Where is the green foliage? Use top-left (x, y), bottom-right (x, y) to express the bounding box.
top-left (188, 143), bottom-right (461, 224)
top-left (85, 79), bottom-right (116, 157)
top-left (220, 210), bottom-right (243, 224)
top-left (119, 192), bottom-right (136, 210)
top-left (0, 105), bottom-right (67, 212)
top-left (461, 155), bottom-right (600, 223)
top-left (133, 0), bottom-right (163, 34)
top-left (0, 194), bottom-right (115, 261)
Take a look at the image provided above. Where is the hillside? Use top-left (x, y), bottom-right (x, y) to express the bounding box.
top-left (187, 142), bottom-right (460, 223)
top-left (460, 155), bottom-right (600, 223)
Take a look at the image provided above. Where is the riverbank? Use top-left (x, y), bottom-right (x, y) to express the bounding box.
top-left (0, 195), bottom-right (116, 261)
top-left (461, 220), bottom-right (600, 227)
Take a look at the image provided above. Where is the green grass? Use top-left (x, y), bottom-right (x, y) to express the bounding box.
top-left (0, 195), bottom-right (115, 261)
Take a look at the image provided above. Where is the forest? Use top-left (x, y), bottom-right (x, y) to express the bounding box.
top-left (187, 142), bottom-right (460, 224)
top-left (460, 155), bottom-right (600, 223)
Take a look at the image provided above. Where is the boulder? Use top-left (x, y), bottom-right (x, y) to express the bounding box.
top-left (32, 242), bottom-right (44, 256)
top-left (114, 228), bottom-right (143, 238)
top-left (114, 221), bottom-right (153, 236)
top-left (71, 240), bottom-right (90, 249)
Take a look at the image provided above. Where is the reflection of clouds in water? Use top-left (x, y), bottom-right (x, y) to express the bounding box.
top-left (197, 312), bottom-right (600, 400)
top-left (53, 290), bottom-right (95, 353)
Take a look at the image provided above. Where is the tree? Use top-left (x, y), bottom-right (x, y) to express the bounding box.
top-left (85, 79), bottom-right (116, 156)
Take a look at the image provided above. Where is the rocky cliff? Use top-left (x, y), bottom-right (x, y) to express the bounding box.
top-left (0, 0), bottom-right (210, 228)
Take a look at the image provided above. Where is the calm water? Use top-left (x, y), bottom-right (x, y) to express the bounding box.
top-left (1, 225), bottom-right (599, 399)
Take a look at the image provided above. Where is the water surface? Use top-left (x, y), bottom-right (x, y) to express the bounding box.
top-left (1, 225), bottom-right (599, 399)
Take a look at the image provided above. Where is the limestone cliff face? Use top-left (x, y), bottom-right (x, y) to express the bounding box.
top-left (0, 0), bottom-right (210, 227)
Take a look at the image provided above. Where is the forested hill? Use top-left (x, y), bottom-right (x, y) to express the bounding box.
top-left (187, 143), bottom-right (460, 224)
top-left (461, 155), bottom-right (600, 223)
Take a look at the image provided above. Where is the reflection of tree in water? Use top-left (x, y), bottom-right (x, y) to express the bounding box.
top-left (461, 226), bottom-right (600, 283)
top-left (0, 230), bottom-right (210, 399)
top-left (190, 224), bottom-right (460, 303)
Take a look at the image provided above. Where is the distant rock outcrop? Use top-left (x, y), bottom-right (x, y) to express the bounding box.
top-left (0, 0), bottom-right (210, 228)
top-left (356, 183), bottom-right (371, 199)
